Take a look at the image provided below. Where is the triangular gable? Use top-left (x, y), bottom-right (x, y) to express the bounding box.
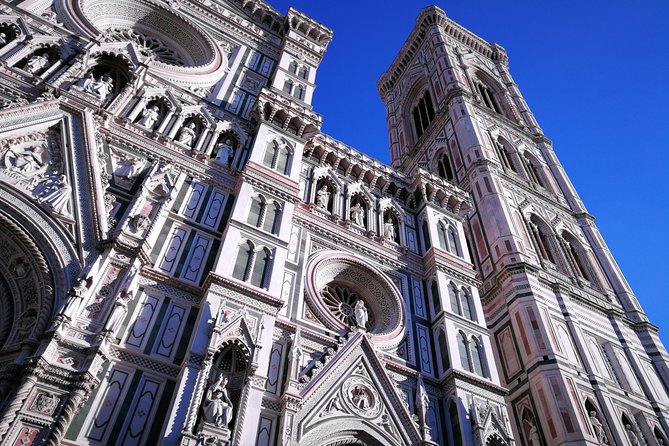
top-left (294, 332), bottom-right (422, 446)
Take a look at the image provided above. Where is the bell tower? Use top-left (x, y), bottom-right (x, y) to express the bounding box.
top-left (380, 6), bottom-right (669, 445)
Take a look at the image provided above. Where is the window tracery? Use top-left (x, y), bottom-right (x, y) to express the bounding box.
top-left (107, 28), bottom-right (185, 66)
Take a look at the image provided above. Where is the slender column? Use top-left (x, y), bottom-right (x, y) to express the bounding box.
top-left (0, 371), bottom-right (37, 440)
top-left (46, 380), bottom-right (91, 446)
top-left (183, 354), bottom-right (213, 434)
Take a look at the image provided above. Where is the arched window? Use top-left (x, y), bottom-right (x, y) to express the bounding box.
top-left (471, 337), bottom-right (486, 377)
top-left (528, 216), bottom-right (557, 264)
top-left (449, 401), bottom-right (463, 446)
top-left (562, 232), bottom-right (593, 283)
top-left (250, 248), bottom-right (271, 288)
top-left (438, 222), bottom-right (449, 250)
top-left (449, 283), bottom-right (460, 315)
top-left (293, 84), bottom-right (304, 100)
top-left (457, 331), bottom-right (471, 372)
top-left (438, 330), bottom-right (450, 374)
top-left (288, 61), bottom-right (298, 74)
top-left (247, 195), bottom-right (265, 227)
top-left (460, 288), bottom-right (473, 321)
top-left (523, 152), bottom-right (545, 188)
top-left (262, 202), bottom-right (281, 234)
top-left (476, 82), bottom-right (502, 114)
top-left (263, 139), bottom-right (292, 175)
top-left (437, 152), bottom-right (454, 181)
top-left (447, 226), bottom-right (460, 256)
top-left (421, 220), bottom-right (431, 252)
top-left (232, 241), bottom-right (254, 281)
top-left (495, 138), bottom-right (518, 173)
top-left (298, 66), bottom-right (308, 79)
top-left (282, 79), bottom-right (293, 94)
top-left (412, 90), bottom-right (436, 139)
top-left (431, 281), bottom-right (441, 317)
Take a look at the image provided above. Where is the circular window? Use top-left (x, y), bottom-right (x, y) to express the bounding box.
top-left (304, 251), bottom-right (405, 347)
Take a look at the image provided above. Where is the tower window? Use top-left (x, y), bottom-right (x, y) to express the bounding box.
top-left (412, 90), bottom-right (436, 140)
top-left (437, 153), bottom-right (454, 181)
top-left (477, 82), bottom-right (501, 114)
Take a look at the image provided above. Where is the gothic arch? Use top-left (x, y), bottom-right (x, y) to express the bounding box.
top-left (301, 423), bottom-right (398, 446)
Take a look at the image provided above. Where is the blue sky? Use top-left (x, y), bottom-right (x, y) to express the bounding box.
top-left (268, 1), bottom-right (669, 343)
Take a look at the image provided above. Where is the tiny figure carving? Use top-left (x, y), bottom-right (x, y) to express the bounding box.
top-left (81, 74), bottom-right (114, 101)
top-left (352, 386), bottom-right (371, 410)
top-left (137, 105), bottom-right (160, 130)
top-left (354, 299), bottom-right (368, 329)
top-left (25, 54), bottom-right (50, 75)
top-left (350, 202), bottom-right (364, 226)
top-left (38, 174), bottom-right (72, 216)
top-left (103, 290), bottom-right (132, 336)
top-left (528, 419), bottom-right (541, 446)
top-left (4, 144), bottom-right (46, 176)
top-left (76, 73), bottom-right (94, 91)
top-left (34, 393), bottom-right (59, 415)
top-left (589, 411), bottom-right (607, 444)
top-left (316, 185), bottom-right (330, 209)
top-left (625, 424), bottom-right (639, 446)
top-left (130, 214), bottom-right (151, 235)
top-left (214, 139), bottom-right (234, 165)
top-left (415, 375), bottom-right (430, 428)
top-left (61, 278), bottom-right (89, 319)
top-left (177, 122), bottom-right (197, 147)
top-left (383, 218), bottom-right (396, 241)
top-left (203, 375), bottom-right (233, 428)
top-left (114, 156), bottom-right (143, 181)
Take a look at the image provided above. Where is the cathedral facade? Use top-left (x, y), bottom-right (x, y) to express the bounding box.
top-left (0, 1), bottom-right (666, 446)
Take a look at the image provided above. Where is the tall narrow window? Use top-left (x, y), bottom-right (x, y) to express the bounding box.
top-left (457, 332), bottom-right (471, 372)
top-left (447, 226), bottom-right (460, 256)
top-left (438, 222), bottom-right (449, 251)
top-left (250, 248), bottom-right (271, 288)
top-left (282, 79), bottom-right (293, 94)
top-left (422, 220), bottom-right (431, 252)
top-left (472, 338), bottom-right (486, 377)
top-left (449, 402), bottom-right (463, 446)
top-left (523, 153), bottom-right (544, 187)
top-left (263, 203), bottom-right (281, 234)
top-left (460, 289), bottom-right (473, 320)
top-left (263, 139), bottom-right (292, 175)
top-left (263, 142), bottom-right (277, 168)
top-left (294, 84), bottom-right (304, 100)
top-left (412, 90), bottom-right (436, 139)
top-left (276, 144), bottom-right (291, 174)
top-left (431, 281), bottom-right (441, 316)
top-left (298, 66), bottom-right (308, 79)
top-left (438, 330), bottom-right (450, 373)
top-left (232, 241), bottom-right (254, 281)
top-left (437, 153), bottom-right (454, 181)
top-left (288, 61), bottom-right (298, 74)
top-left (449, 283), bottom-right (460, 315)
top-left (247, 196), bottom-right (264, 227)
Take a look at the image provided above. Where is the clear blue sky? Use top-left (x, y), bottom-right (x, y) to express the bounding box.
top-left (269, 1), bottom-right (669, 343)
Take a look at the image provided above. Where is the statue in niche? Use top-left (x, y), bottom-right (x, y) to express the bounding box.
top-left (25, 54), bottom-right (50, 75)
top-left (350, 202), bottom-right (364, 226)
top-left (103, 290), bottom-right (132, 336)
top-left (203, 374), bottom-right (233, 428)
top-left (38, 174), bottom-right (72, 216)
top-left (76, 73), bottom-right (94, 91)
top-left (589, 411), bottom-right (607, 444)
top-left (61, 278), bottom-right (89, 320)
top-left (214, 139), bottom-right (234, 165)
top-left (415, 375), bottom-right (430, 428)
top-left (78, 73), bottom-right (114, 101)
top-left (354, 299), bottom-right (368, 329)
top-left (177, 122), bottom-right (197, 147)
top-left (351, 386), bottom-right (371, 410)
top-left (113, 155), bottom-right (144, 181)
top-left (383, 217), bottom-right (396, 241)
top-left (316, 185), bottom-right (330, 209)
top-left (4, 144), bottom-right (47, 176)
top-left (625, 424), bottom-right (640, 446)
top-left (137, 105), bottom-right (160, 130)
top-left (528, 419), bottom-right (541, 446)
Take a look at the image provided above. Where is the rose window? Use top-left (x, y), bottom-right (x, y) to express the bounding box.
top-left (107, 28), bottom-right (185, 66)
top-left (320, 285), bottom-right (372, 330)
top-left (305, 251), bottom-right (406, 348)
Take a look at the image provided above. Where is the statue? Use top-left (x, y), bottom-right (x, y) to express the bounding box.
top-left (625, 424), bottom-right (639, 446)
top-left (203, 375), bottom-right (233, 428)
top-left (350, 202), bottom-right (364, 226)
top-left (81, 74), bottom-right (114, 101)
top-left (137, 106), bottom-right (160, 130)
top-left (354, 299), bottom-right (368, 329)
top-left (38, 174), bottom-right (72, 216)
top-left (177, 122), bottom-right (197, 147)
top-left (103, 290), bottom-right (132, 336)
top-left (61, 278), bottom-right (89, 319)
top-left (5, 144), bottom-right (47, 176)
top-left (25, 54), bottom-right (50, 75)
top-left (528, 419), bottom-right (541, 446)
top-left (351, 386), bottom-right (371, 410)
top-left (214, 139), bottom-right (234, 165)
top-left (0, 33), bottom-right (6, 47)
top-left (415, 375), bottom-right (430, 428)
top-left (76, 73), bottom-right (94, 91)
top-left (383, 218), bottom-right (396, 241)
top-left (316, 185), bottom-right (330, 209)
top-left (589, 411), bottom-right (607, 444)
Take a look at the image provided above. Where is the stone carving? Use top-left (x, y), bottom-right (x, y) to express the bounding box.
top-left (3, 143), bottom-right (48, 177)
top-left (316, 185), bottom-right (330, 209)
top-left (528, 418), bottom-right (541, 446)
top-left (37, 174), bottom-right (72, 216)
top-left (342, 377), bottom-right (382, 418)
top-left (145, 163), bottom-right (176, 199)
top-left (0, 33), bottom-right (6, 47)
top-left (130, 214), bottom-right (151, 235)
top-left (350, 202), bottom-right (364, 226)
top-left (61, 278), bottom-right (89, 320)
top-left (103, 290), bottom-right (132, 336)
top-left (589, 411), bottom-right (607, 444)
top-left (32, 392), bottom-right (59, 415)
top-left (77, 73), bottom-right (114, 101)
top-left (202, 375), bottom-right (233, 428)
top-left (112, 152), bottom-right (144, 182)
top-left (137, 105), bottom-right (160, 130)
top-left (354, 299), bottom-right (368, 329)
top-left (177, 122), bottom-right (197, 147)
top-left (214, 139), bottom-right (234, 165)
top-left (625, 424), bottom-right (641, 446)
top-left (383, 218), bottom-right (396, 241)
top-left (415, 375), bottom-right (429, 428)
top-left (25, 54), bottom-right (50, 75)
